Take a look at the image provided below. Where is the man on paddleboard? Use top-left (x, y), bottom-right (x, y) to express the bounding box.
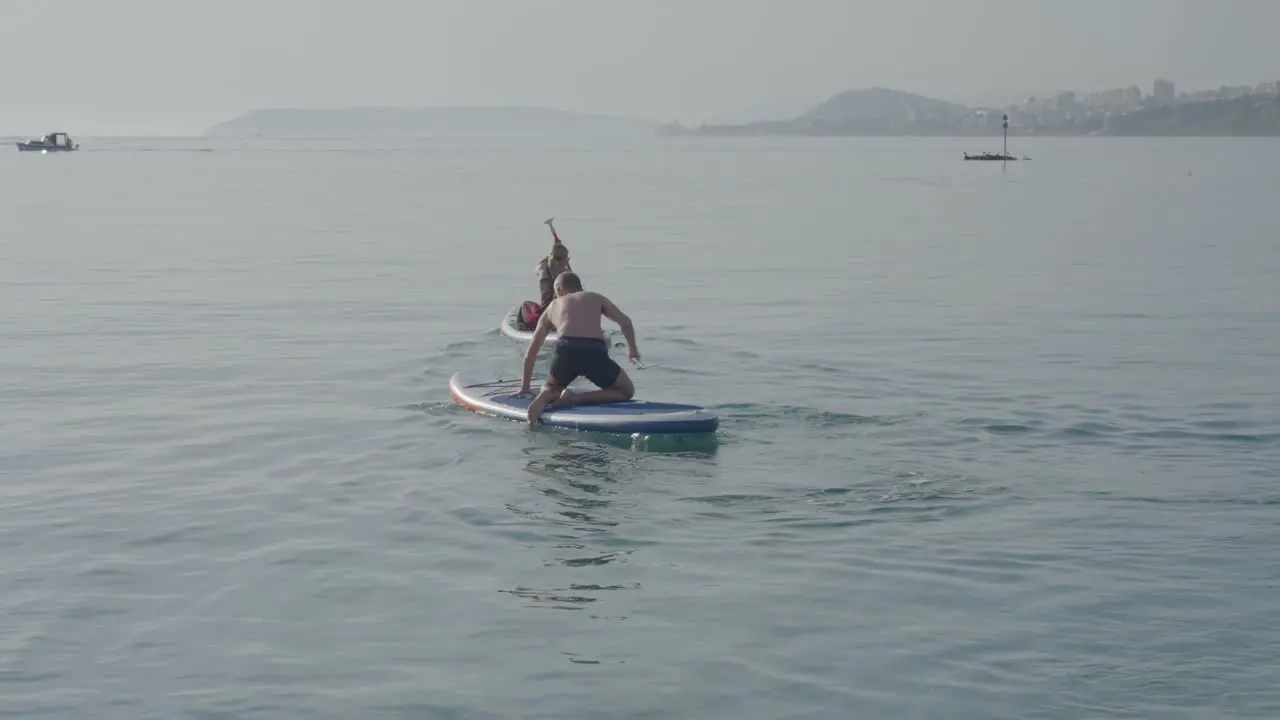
top-left (519, 272), bottom-right (640, 424)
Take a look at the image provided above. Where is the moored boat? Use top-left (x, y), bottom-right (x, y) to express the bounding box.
top-left (16, 132), bottom-right (78, 152)
top-left (964, 114), bottom-right (1023, 161)
top-left (964, 152), bottom-right (1017, 161)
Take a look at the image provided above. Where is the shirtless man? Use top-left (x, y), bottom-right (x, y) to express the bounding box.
top-left (519, 272), bottom-right (640, 424)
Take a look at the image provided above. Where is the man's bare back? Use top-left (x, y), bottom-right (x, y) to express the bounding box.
top-left (544, 290), bottom-right (611, 340)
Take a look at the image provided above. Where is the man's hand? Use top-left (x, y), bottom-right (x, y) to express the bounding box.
top-left (628, 345), bottom-right (641, 364)
top-left (518, 382), bottom-right (532, 396)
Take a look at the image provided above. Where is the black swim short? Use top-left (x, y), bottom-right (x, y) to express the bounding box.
top-left (549, 337), bottom-right (621, 389)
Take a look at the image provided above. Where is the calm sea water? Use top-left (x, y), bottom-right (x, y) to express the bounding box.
top-left (2, 135), bottom-right (1278, 718)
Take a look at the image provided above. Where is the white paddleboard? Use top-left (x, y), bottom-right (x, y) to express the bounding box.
top-left (449, 372), bottom-right (718, 435)
top-left (499, 305), bottom-right (558, 343)
top-left (498, 305), bottom-right (618, 345)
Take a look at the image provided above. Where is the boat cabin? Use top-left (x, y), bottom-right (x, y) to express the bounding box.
top-left (41, 133), bottom-right (75, 148)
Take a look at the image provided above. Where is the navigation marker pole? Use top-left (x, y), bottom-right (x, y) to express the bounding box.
top-left (1003, 113), bottom-right (1009, 160)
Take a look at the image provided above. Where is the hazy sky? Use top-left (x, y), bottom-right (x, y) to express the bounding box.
top-left (3, 0), bottom-right (1277, 135)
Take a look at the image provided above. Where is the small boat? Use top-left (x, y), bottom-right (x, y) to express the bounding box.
top-left (964, 152), bottom-right (1017, 161)
top-left (16, 132), bottom-right (78, 152)
top-left (964, 114), bottom-right (1026, 162)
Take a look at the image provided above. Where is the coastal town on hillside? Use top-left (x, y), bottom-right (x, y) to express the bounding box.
top-left (1000, 78), bottom-right (1280, 134)
top-left (668, 76), bottom-right (1280, 137)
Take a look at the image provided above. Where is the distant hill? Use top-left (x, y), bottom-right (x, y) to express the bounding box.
top-left (202, 106), bottom-right (662, 138)
top-left (672, 88), bottom-right (980, 136)
top-left (800, 87), bottom-right (968, 124)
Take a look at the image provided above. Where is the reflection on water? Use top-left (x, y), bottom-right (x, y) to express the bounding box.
top-left (497, 439), bottom-right (652, 635)
top-left (540, 426), bottom-right (724, 455)
top-left (511, 441), bottom-right (634, 565)
top-left (499, 583), bottom-right (640, 612)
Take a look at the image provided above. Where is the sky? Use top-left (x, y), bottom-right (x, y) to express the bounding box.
top-left (2, 0), bottom-right (1278, 135)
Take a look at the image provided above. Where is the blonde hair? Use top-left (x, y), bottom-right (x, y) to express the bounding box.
top-left (547, 244), bottom-right (569, 265)
top-left (536, 244), bottom-right (570, 277)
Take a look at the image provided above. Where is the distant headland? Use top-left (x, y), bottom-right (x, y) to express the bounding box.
top-left (664, 80), bottom-right (1280, 138)
top-left (203, 79), bottom-right (1280, 139)
top-left (202, 106), bottom-right (661, 138)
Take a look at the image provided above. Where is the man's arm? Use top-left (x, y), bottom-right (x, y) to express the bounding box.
top-left (520, 309), bottom-right (554, 392)
top-left (599, 295), bottom-right (639, 361)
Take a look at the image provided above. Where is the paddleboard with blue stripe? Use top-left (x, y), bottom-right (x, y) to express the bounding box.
top-left (449, 372), bottom-right (718, 435)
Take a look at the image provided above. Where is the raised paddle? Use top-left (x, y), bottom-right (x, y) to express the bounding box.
top-left (544, 217), bottom-right (561, 244)
top-left (543, 217), bottom-right (571, 271)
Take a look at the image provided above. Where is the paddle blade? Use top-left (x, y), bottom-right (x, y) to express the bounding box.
top-left (544, 217), bottom-right (562, 244)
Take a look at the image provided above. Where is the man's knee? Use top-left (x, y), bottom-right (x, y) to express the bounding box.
top-left (614, 373), bottom-right (635, 399)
